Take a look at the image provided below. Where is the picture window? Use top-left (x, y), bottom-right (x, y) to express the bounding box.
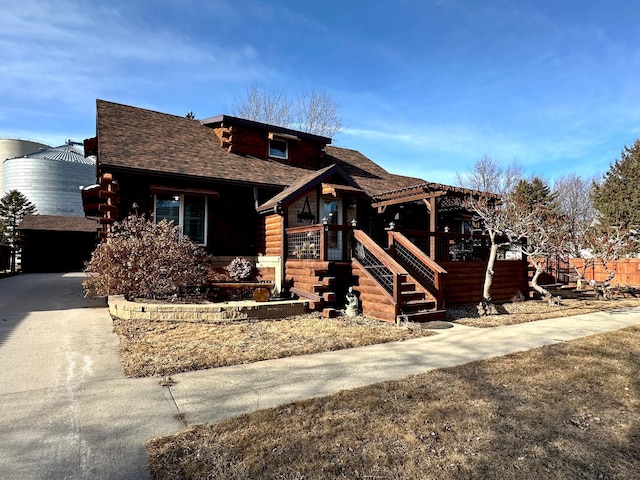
top-left (155, 194), bottom-right (207, 245)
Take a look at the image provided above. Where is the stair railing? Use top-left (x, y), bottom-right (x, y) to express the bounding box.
top-left (388, 230), bottom-right (447, 309)
top-left (352, 229), bottom-right (407, 313)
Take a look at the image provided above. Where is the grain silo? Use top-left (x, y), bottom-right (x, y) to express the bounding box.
top-left (3, 141), bottom-right (96, 216)
top-left (0, 139), bottom-right (51, 192)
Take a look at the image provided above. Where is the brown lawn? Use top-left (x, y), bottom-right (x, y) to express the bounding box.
top-left (113, 295), bottom-right (640, 378)
top-left (146, 324), bottom-right (640, 479)
top-left (113, 313), bottom-right (435, 377)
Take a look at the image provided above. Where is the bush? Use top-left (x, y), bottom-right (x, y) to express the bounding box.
top-left (83, 215), bottom-right (209, 300)
top-left (224, 256), bottom-right (254, 281)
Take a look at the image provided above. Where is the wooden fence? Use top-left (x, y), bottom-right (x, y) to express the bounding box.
top-left (438, 260), bottom-right (529, 305)
top-left (541, 257), bottom-right (640, 287)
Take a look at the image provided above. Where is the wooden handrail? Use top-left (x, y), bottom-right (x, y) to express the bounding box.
top-left (285, 224), bottom-right (353, 234)
top-left (353, 229), bottom-right (406, 313)
top-left (353, 230), bottom-right (407, 276)
top-left (388, 230), bottom-right (448, 309)
top-left (286, 224), bottom-right (355, 261)
top-left (285, 224), bottom-right (323, 234)
top-left (389, 232), bottom-right (448, 279)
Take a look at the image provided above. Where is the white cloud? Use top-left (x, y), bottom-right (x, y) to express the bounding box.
top-left (0, 0), bottom-right (269, 104)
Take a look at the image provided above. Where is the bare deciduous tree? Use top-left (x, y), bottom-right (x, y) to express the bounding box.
top-left (553, 173), bottom-right (597, 290)
top-left (465, 194), bottom-right (511, 314)
top-left (456, 155), bottom-right (522, 195)
top-left (232, 84), bottom-right (342, 138)
top-left (553, 173), bottom-right (596, 230)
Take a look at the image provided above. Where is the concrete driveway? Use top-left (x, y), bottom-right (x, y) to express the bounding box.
top-left (0, 273), bottom-right (182, 480)
top-left (2, 273), bottom-right (640, 479)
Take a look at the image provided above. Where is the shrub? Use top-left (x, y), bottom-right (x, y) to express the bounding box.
top-left (224, 256), bottom-right (254, 281)
top-left (83, 215), bottom-right (208, 300)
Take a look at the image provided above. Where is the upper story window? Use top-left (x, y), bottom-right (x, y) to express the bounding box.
top-left (155, 193), bottom-right (207, 245)
top-left (269, 138), bottom-right (288, 159)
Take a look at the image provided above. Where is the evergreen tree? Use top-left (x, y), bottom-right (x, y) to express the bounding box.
top-left (506, 177), bottom-right (564, 302)
top-left (0, 190), bottom-right (37, 272)
top-left (593, 138), bottom-right (640, 229)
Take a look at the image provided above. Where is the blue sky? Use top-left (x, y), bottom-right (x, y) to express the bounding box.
top-left (1, 0), bottom-right (639, 186)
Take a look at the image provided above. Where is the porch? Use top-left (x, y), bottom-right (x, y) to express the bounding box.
top-left (282, 223), bottom-right (527, 322)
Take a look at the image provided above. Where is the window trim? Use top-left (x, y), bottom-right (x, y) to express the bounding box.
top-left (154, 193), bottom-right (208, 246)
top-left (268, 138), bottom-right (289, 159)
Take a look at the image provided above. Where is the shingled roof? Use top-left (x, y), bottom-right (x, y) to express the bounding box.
top-left (19, 214), bottom-right (98, 232)
top-left (95, 100), bottom-right (427, 197)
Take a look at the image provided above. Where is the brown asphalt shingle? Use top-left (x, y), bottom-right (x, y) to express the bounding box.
top-left (96, 100), bottom-right (427, 197)
top-left (19, 215), bottom-right (98, 232)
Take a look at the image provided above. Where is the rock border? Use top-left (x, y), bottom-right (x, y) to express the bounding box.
top-left (108, 295), bottom-right (309, 323)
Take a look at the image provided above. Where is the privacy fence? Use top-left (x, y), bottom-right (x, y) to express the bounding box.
top-left (541, 257), bottom-right (640, 287)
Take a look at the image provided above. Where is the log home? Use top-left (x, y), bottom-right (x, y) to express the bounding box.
top-left (82, 100), bottom-right (528, 322)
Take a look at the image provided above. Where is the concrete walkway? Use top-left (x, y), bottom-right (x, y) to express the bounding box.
top-left (2, 273), bottom-right (640, 479)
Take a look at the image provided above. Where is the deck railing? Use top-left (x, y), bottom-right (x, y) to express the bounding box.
top-left (285, 224), bottom-right (354, 261)
top-left (388, 230), bottom-right (447, 308)
top-left (397, 229), bottom-right (494, 262)
top-left (352, 229), bottom-right (406, 308)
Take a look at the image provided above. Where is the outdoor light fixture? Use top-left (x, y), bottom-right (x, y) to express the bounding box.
top-left (322, 217), bottom-right (328, 225)
top-left (350, 218), bottom-right (357, 228)
top-left (389, 221), bottom-right (395, 230)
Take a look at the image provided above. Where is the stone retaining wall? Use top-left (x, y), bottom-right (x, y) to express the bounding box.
top-left (108, 295), bottom-right (309, 322)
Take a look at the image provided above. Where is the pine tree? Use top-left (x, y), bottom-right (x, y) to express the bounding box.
top-left (593, 138), bottom-right (640, 229)
top-left (0, 190), bottom-right (37, 272)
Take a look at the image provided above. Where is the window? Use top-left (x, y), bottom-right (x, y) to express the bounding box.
top-left (269, 138), bottom-right (288, 159)
top-left (155, 194), bottom-right (207, 245)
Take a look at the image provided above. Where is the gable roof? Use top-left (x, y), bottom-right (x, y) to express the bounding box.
top-left (94, 100), bottom-right (427, 197)
top-left (19, 214), bottom-right (98, 233)
top-left (200, 114), bottom-right (332, 145)
top-left (257, 163), bottom-right (364, 214)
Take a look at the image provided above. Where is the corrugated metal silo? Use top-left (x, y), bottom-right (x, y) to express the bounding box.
top-left (0, 139), bottom-right (51, 192)
top-left (3, 141), bottom-right (96, 217)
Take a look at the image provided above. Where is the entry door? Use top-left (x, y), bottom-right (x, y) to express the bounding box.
top-left (322, 199), bottom-right (343, 260)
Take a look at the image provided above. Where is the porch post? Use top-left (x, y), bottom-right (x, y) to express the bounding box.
top-left (429, 196), bottom-right (437, 258)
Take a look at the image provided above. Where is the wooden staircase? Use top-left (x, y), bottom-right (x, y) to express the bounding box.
top-left (285, 230), bottom-right (447, 323)
top-left (286, 260), bottom-right (354, 316)
top-left (351, 230), bottom-right (446, 323)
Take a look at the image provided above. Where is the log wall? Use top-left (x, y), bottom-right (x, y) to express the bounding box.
top-left (264, 214), bottom-right (283, 256)
top-left (212, 124), bottom-right (326, 167)
top-left (351, 261), bottom-right (396, 322)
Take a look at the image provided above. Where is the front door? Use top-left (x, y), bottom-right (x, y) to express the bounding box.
top-left (322, 198), bottom-right (343, 260)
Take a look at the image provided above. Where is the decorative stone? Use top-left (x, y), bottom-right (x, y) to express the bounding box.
top-left (253, 287), bottom-right (270, 302)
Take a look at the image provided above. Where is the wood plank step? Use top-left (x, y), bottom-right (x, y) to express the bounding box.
top-left (399, 282), bottom-right (416, 292)
top-left (290, 286), bottom-right (322, 303)
top-left (400, 290), bottom-right (425, 302)
top-left (401, 300), bottom-right (436, 312)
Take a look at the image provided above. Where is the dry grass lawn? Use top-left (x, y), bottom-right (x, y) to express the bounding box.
top-left (146, 324), bottom-right (640, 479)
top-left (113, 294), bottom-right (640, 378)
top-left (448, 295), bottom-right (640, 328)
top-left (113, 313), bottom-right (434, 377)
